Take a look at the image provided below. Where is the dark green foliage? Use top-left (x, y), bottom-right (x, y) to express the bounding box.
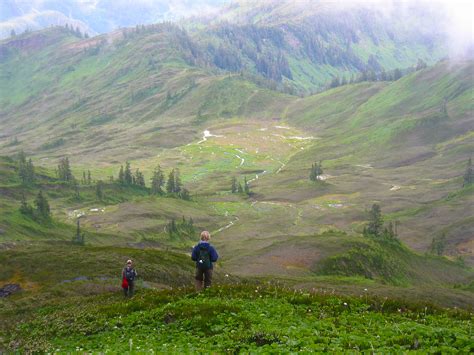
top-left (87, 170), bottom-right (92, 185)
top-left (3, 285), bottom-right (472, 352)
top-left (166, 168), bottom-right (182, 194)
top-left (96, 180), bottom-right (104, 201)
top-left (134, 169), bottom-right (145, 187)
top-left (168, 216), bottom-right (195, 239)
top-left (166, 169), bottom-right (175, 193)
top-left (231, 176), bottom-right (237, 193)
top-left (316, 240), bottom-right (406, 284)
top-left (462, 156), bottom-right (473, 187)
top-left (415, 58), bottom-right (427, 71)
top-left (309, 161), bottom-right (323, 181)
top-left (179, 188), bottom-right (191, 201)
top-left (33, 190), bottom-right (51, 222)
top-left (17, 151), bottom-right (35, 185)
top-left (72, 179), bottom-right (81, 201)
top-left (118, 165), bottom-right (124, 184)
top-left (244, 176), bottom-right (250, 195)
top-left (430, 233), bottom-right (446, 256)
top-left (151, 165), bottom-right (165, 195)
top-left (57, 157), bottom-right (73, 182)
top-left (393, 68), bottom-right (403, 80)
top-left (19, 193), bottom-right (33, 216)
top-left (124, 162), bottom-right (133, 185)
top-left (73, 218), bottom-right (85, 245)
top-left (364, 204), bottom-right (384, 237)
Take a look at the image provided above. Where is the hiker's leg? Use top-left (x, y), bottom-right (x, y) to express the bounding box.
top-left (204, 269), bottom-right (213, 288)
top-left (194, 268), bottom-right (204, 291)
top-left (129, 281), bottom-right (134, 297)
top-left (123, 286), bottom-right (128, 297)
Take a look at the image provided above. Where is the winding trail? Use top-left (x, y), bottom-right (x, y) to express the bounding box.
top-left (248, 170), bottom-right (267, 184)
top-left (214, 216), bottom-right (240, 234)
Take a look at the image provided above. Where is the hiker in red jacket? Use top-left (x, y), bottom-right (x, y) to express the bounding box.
top-left (122, 259), bottom-right (137, 297)
top-left (191, 231), bottom-right (219, 291)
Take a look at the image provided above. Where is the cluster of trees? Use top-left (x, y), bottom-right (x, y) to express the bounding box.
top-left (430, 233), bottom-right (446, 256)
top-left (118, 162), bottom-right (145, 187)
top-left (209, 24), bottom-right (292, 82)
top-left (57, 157), bottom-right (74, 182)
top-left (18, 151), bottom-right (35, 185)
top-left (463, 157), bottom-right (473, 187)
top-left (326, 59), bottom-right (428, 90)
top-left (167, 216), bottom-right (195, 239)
top-left (309, 161), bottom-right (323, 181)
top-left (363, 204), bottom-right (398, 240)
top-left (63, 24), bottom-right (89, 39)
top-left (19, 191), bottom-right (51, 223)
top-left (118, 163), bottom-right (191, 200)
top-left (231, 176), bottom-right (250, 195)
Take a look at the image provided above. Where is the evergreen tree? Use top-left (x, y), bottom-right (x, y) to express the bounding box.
top-left (17, 151), bottom-right (35, 185)
top-left (180, 188), bottom-right (191, 201)
top-left (96, 180), bottom-right (104, 201)
top-left (430, 233), bottom-right (446, 256)
top-left (365, 204), bottom-right (383, 237)
top-left (87, 170), bottom-right (92, 185)
top-left (34, 191), bottom-right (51, 221)
top-left (463, 156), bottom-right (473, 187)
top-left (57, 157), bottom-right (73, 182)
top-left (174, 168), bottom-right (182, 193)
top-left (415, 58), bottom-right (427, 71)
top-left (134, 169), bottom-right (145, 187)
top-left (310, 161), bottom-right (323, 181)
top-left (231, 176), bottom-right (237, 193)
top-left (19, 193), bottom-right (33, 216)
top-left (167, 218), bottom-right (178, 238)
top-left (151, 165), bottom-right (165, 195)
top-left (244, 176), bottom-right (250, 195)
top-left (82, 171), bottom-right (87, 184)
top-left (166, 169), bottom-right (176, 193)
top-left (393, 68), bottom-right (402, 80)
top-left (73, 217), bottom-right (85, 245)
top-left (237, 182), bottom-right (243, 193)
top-left (72, 179), bottom-right (81, 200)
top-left (124, 162), bottom-right (133, 185)
top-left (118, 165), bottom-right (125, 184)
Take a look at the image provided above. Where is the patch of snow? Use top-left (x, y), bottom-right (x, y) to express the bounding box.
top-left (328, 203), bottom-right (344, 208)
top-left (289, 136), bottom-right (315, 140)
top-left (275, 126), bottom-right (290, 129)
top-left (197, 130), bottom-right (223, 144)
top-left (259, 128), bottom-right (268, 131)
top-left (390, 185), bottom-right (401, 191)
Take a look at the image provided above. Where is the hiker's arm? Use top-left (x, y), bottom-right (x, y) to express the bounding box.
top-left (210, 247), bottom-right (218, 262)
top-left (191, 246), bottom-right (197, 261)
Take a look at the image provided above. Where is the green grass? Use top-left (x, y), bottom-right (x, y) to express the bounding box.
top-left (1, 284), bottom-right (472, 352)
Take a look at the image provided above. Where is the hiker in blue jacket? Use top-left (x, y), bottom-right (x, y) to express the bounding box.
top-left (191, 231), bottom-right (218, 291)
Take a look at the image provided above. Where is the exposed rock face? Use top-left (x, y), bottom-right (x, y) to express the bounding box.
top-left (0, 284), bottom-right (22, 297)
